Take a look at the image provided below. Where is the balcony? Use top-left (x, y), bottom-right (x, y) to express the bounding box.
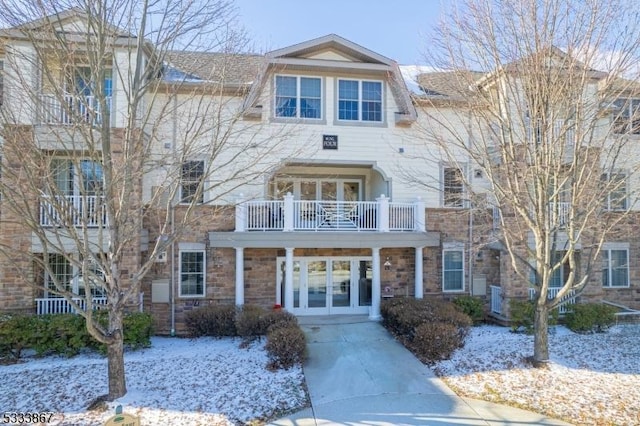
top-left (40, 93), bottom-right (111, 126)
top-left (237, 194), bottom-right (425, 232)
top-left (548, 202), bottom-right (570, 226)
top-left (40, 195), bottom-right (107, 227)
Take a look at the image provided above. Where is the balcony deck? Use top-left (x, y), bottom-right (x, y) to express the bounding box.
top-left (238, 195), bottom-right (425, 233)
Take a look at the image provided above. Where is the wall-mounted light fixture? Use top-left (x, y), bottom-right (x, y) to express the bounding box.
top-left (384, 257), bottom-right (392, 271)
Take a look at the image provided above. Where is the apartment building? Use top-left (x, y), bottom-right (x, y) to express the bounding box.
top-left (0, 10), bottom-right (638, 333)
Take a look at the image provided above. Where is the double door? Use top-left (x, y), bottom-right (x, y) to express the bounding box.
top-left (278, 257), bottom-right (372, 315)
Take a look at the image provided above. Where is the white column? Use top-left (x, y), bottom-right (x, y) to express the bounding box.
top-left (284, 248), bottom-right (294, 310)
top-left (235, 194), bottom-right (246, 232)
top-left (414, 197), bottom-right (426, 232)
top-left (283, 192), bottom-right (294, 232)
top-left (370, 247), bottom-right (381, 320)
top-left (235, 247), bottom-right (244, 306)
top-left (415, 246), bottom-right (424, 299)
top-left (377, 195), bottom-right (389, 232)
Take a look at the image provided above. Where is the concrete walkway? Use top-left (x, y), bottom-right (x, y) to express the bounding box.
top-left (269, 316), bottom-right (571, 426)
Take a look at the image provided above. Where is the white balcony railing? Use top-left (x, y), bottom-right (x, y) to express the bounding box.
top-left (528, 287), bottom-right (576, 314)
top-left (35, 297), bottom-right (108, 315)
top-left (35, 293), bottom-right (144, 315)
top-left (239, 194), bottom-right (426, 232)
top-left (40, 93), bottom-right (111, 126)
top-left (490, 285), bottom-right (503, 314)
top-left (40, 195), bottom-right (107, 227)
top-left (548, 202), bottom-right (570, 226)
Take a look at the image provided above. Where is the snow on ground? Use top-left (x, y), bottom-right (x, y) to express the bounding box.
top-left (0, 337), bottom-right (307, 425)
top-left (433, 324), bottom-right (640, 426)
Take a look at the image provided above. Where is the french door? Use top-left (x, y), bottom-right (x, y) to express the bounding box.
top-left (278, 257), bottom-right (373, 315)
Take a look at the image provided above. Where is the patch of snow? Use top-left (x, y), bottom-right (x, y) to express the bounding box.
top-left (434, 324), bottom-right (640, 425)
top-left (0, 337), bottom-right (307, 425)
top-left (399, 65), bottom-right (438, 94)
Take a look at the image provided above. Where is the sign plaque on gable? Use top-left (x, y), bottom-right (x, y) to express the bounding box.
top-left (322, 135), bottom-right (338, 150)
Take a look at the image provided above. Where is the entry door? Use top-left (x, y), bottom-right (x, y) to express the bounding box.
top-left (278, 258), bottom-right (372, 315)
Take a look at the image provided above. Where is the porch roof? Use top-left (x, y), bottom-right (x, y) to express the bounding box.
top-left (208, 231), bottom-right (440, 249)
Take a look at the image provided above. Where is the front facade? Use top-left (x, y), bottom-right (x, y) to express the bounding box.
top-left (1, 12), bottom-right (639, 333)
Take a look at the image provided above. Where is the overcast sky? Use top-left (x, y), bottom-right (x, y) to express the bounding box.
top-left (234, 0), bottom-right (451, 65)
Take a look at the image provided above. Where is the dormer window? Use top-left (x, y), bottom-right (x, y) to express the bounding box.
top-left (274, 75), bottom-right (322, 119)
top-left (338, 79), bottom-right (382, 122)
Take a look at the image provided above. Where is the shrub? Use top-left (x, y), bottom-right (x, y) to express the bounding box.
top-left (381, 297), bottom-right (472, 363)
top-left (452, 295), bottom-right (485, 324)
top-left (264, 309), bottom-right (298, 333)
top-left (509, 299), bottom-right (559, 334)
top-left (235, 305), bottom-right (269, 338)
top-left (0, 314), bottom-right (38, 360)
top-left (123, 312), bottom-right (154, 349)
top-left (184, 304), bottom-right (237, 337)
top-left (40, 314), bottom-right (90, 357)
top-left (266, 325), bottom-right (306, 369)
top-left (411, 322), bottom-right (464, 363)
top-left (565, 303), bottom-right (617, 333)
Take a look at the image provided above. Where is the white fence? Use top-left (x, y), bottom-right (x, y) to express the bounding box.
top-left (40, 195), bottom-right (107, 227)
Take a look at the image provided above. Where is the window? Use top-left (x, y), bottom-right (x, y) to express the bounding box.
top-left (602, 172), bottom-right (627, 210)
top-left (602, 248), bottom-right (629, 288)
top-left (443, 167), bottom-right (464, 207)
top-left (180, 160), bottom-right (204, 203)
top-left (50, 158), bottom-right (104, 196)
top-left (274, 75), bottom-right (322, 119)
top-left (338, 79), bottom-right (382, 122)
top-left (443, 249), bottom-right (464, 291)
top-left (45, 254), bottom-right (105, 298)
top-left (613, 98), bottom-right (640, 134)
top-left (180, 251), bottom-right (205, 297)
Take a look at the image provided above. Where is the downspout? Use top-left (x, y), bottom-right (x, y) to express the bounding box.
top-left (170, 92), bottom-right (178, 337)
top-left (467, 112), bottom-right (474, 296)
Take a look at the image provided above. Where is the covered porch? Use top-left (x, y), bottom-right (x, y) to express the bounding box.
top-left (208, 231), bottom-right (440, 319)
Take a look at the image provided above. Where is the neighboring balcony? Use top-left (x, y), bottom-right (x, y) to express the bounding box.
top-left (40, 93), bottom-right (111, 126)
top-left (40, 195), bottom-right (107, 227)
top-left (236, 194), bottom-right (426, 232)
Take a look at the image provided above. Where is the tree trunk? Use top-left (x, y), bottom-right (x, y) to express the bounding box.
top-left (106, 309), bottom-right (127, 400)
top-left (533, 302), bottom-right (549, 367)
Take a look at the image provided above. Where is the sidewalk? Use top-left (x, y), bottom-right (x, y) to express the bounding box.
top-left (269, 316), bottom-right (571, 426)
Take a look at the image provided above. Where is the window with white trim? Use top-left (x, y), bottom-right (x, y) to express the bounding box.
top-left (338, 79), bottom-right (382, 122)
top-left (180, 250), bottom-right (206, 297)
top-left (45, 254), bottom-right (105, 297)
top-left (274, 75), bottom-right (322, 119)
top-left (443, 249), bottom-right (464, 291)
top-left (442, 166), bottom-right (464, 207)
top-left (180, 160), bottom-right (204, 203)
top-left (613, 98), bottom-right (640, 134)
top-left (601, 172), bottom-right (627, 211)
top-left (602, 248), bottom-right (629, 288)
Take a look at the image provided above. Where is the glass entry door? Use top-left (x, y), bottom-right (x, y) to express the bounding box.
top-left (277, 257), bottom-right (372, 315)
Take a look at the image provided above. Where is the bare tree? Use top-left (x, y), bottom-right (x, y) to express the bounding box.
top-left (0, 0), bottom-right (295, 399)
top-left (411, 0), bottom-right (640, 365)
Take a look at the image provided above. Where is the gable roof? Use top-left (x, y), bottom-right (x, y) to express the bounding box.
top-left (0, 8), bottom-right (135, 40)
top-left (267, 34), bottom-right (395, 66)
